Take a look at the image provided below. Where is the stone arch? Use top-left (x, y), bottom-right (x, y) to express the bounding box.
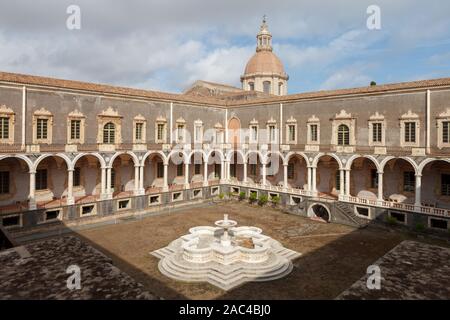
top-left (380, 156), bottom-right (418, 175)
top-left (108, 151), bottom-right (139, 168)
top-left (207, 149), bottom-right (224, 163)
top-left (72, 152), bottom-right (106, 169)
top-left (284, 151), bottom-right (309, 166)
top-left (32, 153), bottom-right (72, 171)
top-left (345, 154), bottom-right (381, 172)
top-left (0, 155), bottom-right (33, 172)
top-left (418, 158), bottom-right (450, 175)
top-left (167, 150), bottom-right (189, 165)
top-left (141, 150), bottom-right (167, 166)
top-left (245, 150), bottom-right (265, 165)
top-left (188, 150), bottom-right (207, 164)
top-left (225, 149), bottom-right (245, 163)
top-left (312, 153), bottom-right (343, 169)
top-left (307, 203), bottom-right (331, 222)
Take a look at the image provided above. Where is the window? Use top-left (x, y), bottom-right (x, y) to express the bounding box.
top-left (70, 120), bottom-right (81, 140)
top-left (370, 169), bottom-right (378, 188)
top-left (403, 171), bottom-right (415, 192)
top-left (372, 123), bottom-right (382, 143)
top-left (287, 162), bottom-right (294, 179)
top-left (36, 169), bottom-right (48, 190)
top-left (230, 163), bottom-right (236, 178)
top-left (268, 125), bottom-right (276, 142)
top-left (157, 123), bottom-right (166, 142)
top-left (177, 124), bottom-right (185, 142)
top-left (337, 124), bottom-right (350, 146)
top-left (250, 125), bottom-right (258, 142)
top-left (177, 164), bottom-right (184, 177)
top-left (0, 117), bottom-right (9, 139)
top-left (278, 82), bottom-right (283, 95)
top-left (157, 162), bottom-right (164, 178)
top-left (404, 122), bottom-right (416, 143)
top-left (73, 167), bottom-right (81, 187)
top-left (110, 169), bottom-right (115, 190)
top-left (441, 174), bottom-right (450, 196)
top-left (288, 124), bottom-right (296, 142)
top-left (443, 121), bottom-right (449, 144)
top-left (135, 122), bottom-right (143, 141)
top-left (263, 81), bottom-right (271, 94)
top-left (103, 122), bottom-right (115, 144)
top-left (0, 171), bottom-right (9, 194)
top-left (194, 122), bottom-right (203, 143)
top-left (336, 171), bottom-right (342, 191)
top-left (195, 164), bottom-right (201, 175)
top-left (249, 82), bottom-right (254, 91)
top-left (249, 164), bottom-right (257, 176)
top-left (36, 118), bottom-right (48, 140)
top-left (310, 124), bottom-right (318, 142)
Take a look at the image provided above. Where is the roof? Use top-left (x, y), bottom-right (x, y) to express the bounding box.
top-left (1, 71), bottom-right (450, 108)
top-left (243, 51), bottom-right (287, 77)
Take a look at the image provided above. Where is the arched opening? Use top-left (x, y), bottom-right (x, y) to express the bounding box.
top-left (207, 151), bottom-right (222, 185)
top-left (72, 155), bottom-right (103, 203)
top-left (246, 151), bottom-right (263, 184)
top-left (0, 157), bottom-right (31, 212)
top-left (266, 152), bottom-right (283, 186)
top-left (111, 154), bottom-right (136, 198)
top-left (420, 160), bottom-right (450, 208)
top-left (34, 156), bottom-right (69, 207)
top-left (350, 157), bottom-right (379, 200)
top-left (189, 151), bottom-right (206, 187)
top-left (285, 154), bottom-right (308, 189)
top-left (229, 151), bottom-right (245, 182)
top-left (168, 152), bottom-right (186, 190)
top-left (316, 155), bottom-right (340, 198)
top-left (103, 122), bottom-right (115, 144)
top-left (308, 203), bottom-right (330, 222)
top-left (143, 153), bottom-right (165, 193)
top-left (337, 124), bottom-right (350, 146)
top-left (383, 158), bottom-right (416, 203)
top-left (263, 81), bottom-right (271, 94)
top-left (228, 117), bottom-right (241, 147)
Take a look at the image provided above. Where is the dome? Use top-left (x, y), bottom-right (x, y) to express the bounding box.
top-left (243, 51), bottom-right (287, 78)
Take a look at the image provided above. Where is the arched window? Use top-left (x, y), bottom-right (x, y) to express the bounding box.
top-left (103, 122), bottom-right (115, 144)
top-left (278, 82), bottom-right (283, 95)
top-left (249, 82), bottom-right (254, 91)
top-left (263, 81), bottom-right (271, 94)
top-left (337, 124), bottom-right (350, 146)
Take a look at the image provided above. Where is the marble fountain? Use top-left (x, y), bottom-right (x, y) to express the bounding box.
top-left (151, 214), bottom-right (301, 290)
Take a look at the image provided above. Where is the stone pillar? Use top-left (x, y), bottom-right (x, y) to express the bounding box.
top-left (29, 171), bottom-right (36, 209)
top-left (184, 162), bottom-right (190, 189)
top-left (377, 171), bottom-right (384, 201)
top-left (134, 165), bottom-right (140, 195)
top-left (67, 169), bottom-right (74, 205)
top-left (242, 161), bottom-right (247, 183)
top-left (220, 160), bottom-right (225, 183)
top-left (283, 163), bottom-right (288, 189)
top-left (307, 167), bottom-right (312, 191)
top-left (203, 162), bottom-right (208, 187)
top-left (415, 174), bottom-right (422, 207)
top-left (139, 165), bottom-right (145, 194)
top-left (345, 169), bottom-right (350, 196)
top-left (163, 163), bottom-right (169, 192)
top-left (262, 163), bottom-right (267, 186)
top-left (100, 167), bottom-right (106, 198)
top-left (339, 169), bottom-right (345, 196)
top-left (106, 167), bottom-right (112, 199)
top-left (312, 167), bottom-right (317, 194)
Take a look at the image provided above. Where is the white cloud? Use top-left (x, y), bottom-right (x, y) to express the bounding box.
top-left (320, 64), bottom-right (373, 90)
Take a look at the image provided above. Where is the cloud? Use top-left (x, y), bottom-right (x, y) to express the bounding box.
top-left (320, 64), bottom-right (374, 90)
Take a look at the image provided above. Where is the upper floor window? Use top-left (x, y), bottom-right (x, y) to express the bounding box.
top-left (372, 122), bottom-right (382, 143)
top-left (288, 124), bottom-right (296, 142)
top-left (176, 118), bottom-right (186, 143)
top-left (71, 120), bottom-right (81, 140)
top-left (0, 171), bottom-right (10, 194)
top-left (135, 122), bottom-right (143, 141)
top-left (263, 81), bottom-right (271, 94)
top-left (133, 114), bottom-right (146, 144)
top-left (155, 116), bottom-right (167, 143)
top-left (337, 124), bottom-right (350, 146)
top-left (400, 110), bottom-right (419, 147)
top-left (250, 124), bottom-right (258, 143)
top-left (194, 120), bottom-right (203, 143)
top-left (310, 124), bottom-right (318, 142)
top-left (0, 105), bottom-right (15, 144)
top-left (404, 122), bottom-right (416, 143)
top-left (285, 116), bottom-right (297, 144)
top-left (368, 112), bottom-right (385, 146)
top-left (307, 115), bottom-right (320, 145)
top-left (67, 110), bottom-right (85, 144)
top-left (103, 122), bottom-right (115, 144)
top-left (37, 119), bottom-right (48, 140)
top-left (443, 121), bottom-right (449, 144)
top-left (278, 82), bottom-right (283, 95)
top-left (249, 82), bottom-right (254, 91)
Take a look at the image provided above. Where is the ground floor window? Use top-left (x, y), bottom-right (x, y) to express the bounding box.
top-left (403, 171), bottom-right (415, 192)
top-left (249, 164), bottom-right (257, 176)
top-left (441, 174), bottom-right (450, 196)
top-left (73, 167), bottom-right (81, 187)
top-left (287, 162), bottom-right (294, 179)
top-left (36, 169), bottom-right (48, 190)
top-left (177, 164), bottom-right (183, 177)
top-left (370, 169), bottom-right (378, 188)
top-left (214, 164), bottom-right (221, 178)
top-left (157, 162), bottom-right (164, 178)
top-left (0, 171), bottom-right (9, 194)
top-left (111, 168), bottom-right (116, 190)
top-left (194, 164), bottom-right (201, 175)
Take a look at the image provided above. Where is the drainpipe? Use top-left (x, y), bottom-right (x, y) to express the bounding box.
top-left (279, 103), bottom-right (283, 144)
top-left (426, 90), bottom-right (431, 154)
top-left (170, 102), bottom-right (173, 144)
top-left (22, 86), bottom-right (26, 150)
top-left (225, 109), bottom-right (228, 144)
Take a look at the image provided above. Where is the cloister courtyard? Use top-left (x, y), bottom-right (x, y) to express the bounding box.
top-left (3, 201), bottom-right (449, 300)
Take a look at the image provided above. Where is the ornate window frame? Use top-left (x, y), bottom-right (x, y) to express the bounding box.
top-left (133, 114), bottom-right (146, 144)
top-left (32, 108), bottom-right (53, 144)
top-left (194, 119), bottom-right (203, 144)
top-left (437, 108), bottom-right (450, 149)
top-left (67, 109), bottom-right (85, 145)
top-left (249, 118), bottom-right (259, 144)
top-left (331, 110), bottom-right (355, 146)
top-left (399, 110), bottom-right (420, 148)
top-left (0, 105), bottom-right (15, 145)
top-left (155, 115), bottom-right (167, 144)
top-left (368, 112), bottom-right (386, 147)
top-left (307, 115), bottom-right (320, 145)
top-left (266, 117), bottom-right (277, 144)
top-left (285, 116), bottom-right (297, 144)
top-left (176, 117), bottom-right (186, 143)
top-left (97, 107), bottom-right (122, 145)
top-left (214, 122), bottom-right (224, 144)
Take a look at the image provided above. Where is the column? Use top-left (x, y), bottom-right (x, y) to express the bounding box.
top-left (163, 163), bottom-right (169, 192)
top-left (283, 163), bottom-right (288, 189)
top-left (67, 169), bottom-right (74, 205)
top-left (106, 167), bottom-right (112, 199)
top-left (345, 169), bottom-right (350, 196)
top-left (220, 160), bottom-right (225, 183)
top-left (339, 169), bottom-right (345, 197)
top-left (139, 165), bottom-right (145, 194)
top-left (415, 174), bottom-right (422, 207)
top-left (134, 165), bottom-right (139, 195)
top-left (261, 163), bottom-right (267, 186)
top-left (307, 167), bottom-right (312, 191)
top-left (312, 167), bottom-right (317, 194)
top-left (29, 171), bottom-right (36, 209)
top-left (184, 162), bottom-right (190, 189)
top-left (100, 167), bottom-right (106, 198)
top-left (203, 162), bottom-right (208, 187)
top-left (377, 171), bottom-right (384, 201)
top-left (243, 161), bottom-right (247, 183)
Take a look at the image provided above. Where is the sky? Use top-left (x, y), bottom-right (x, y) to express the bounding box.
top-left (0, 0), bottom-right (450, 94)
